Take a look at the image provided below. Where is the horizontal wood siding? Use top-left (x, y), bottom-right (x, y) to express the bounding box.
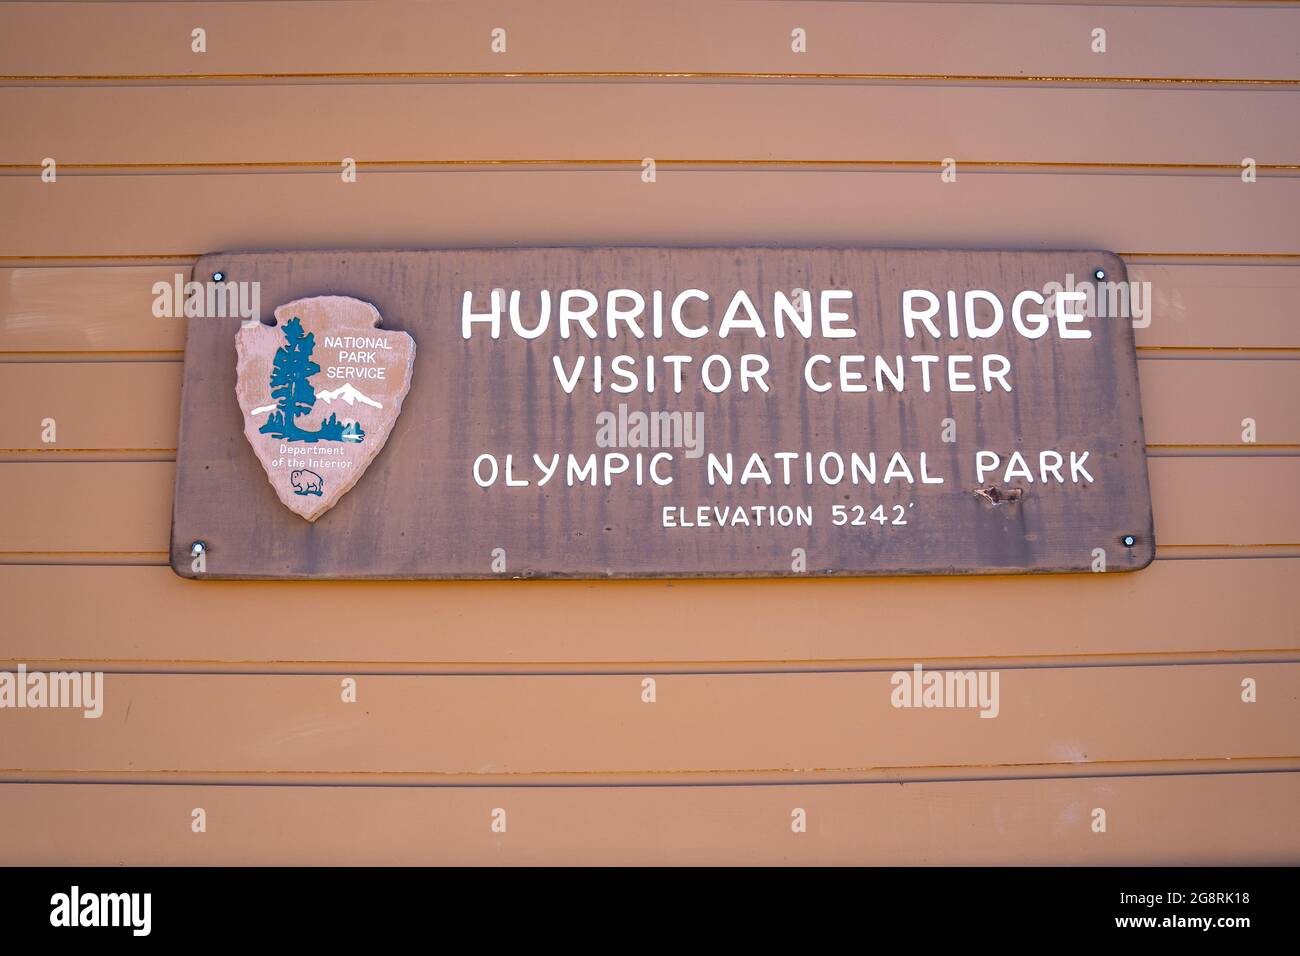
top-left (5, 774), bottom-right (1298, 866)
top-left (0, 558), bottom-right (1295, 667)
top-left (3, 1), bottom-right (1296, 80)
top-left (3, 173), bottom-right (1296, 254)
top-left (3, 665), bottom-right (1297, 779)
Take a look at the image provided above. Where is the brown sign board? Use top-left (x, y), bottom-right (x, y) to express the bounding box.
top-left (171, 248), bottom-right (1154, 579)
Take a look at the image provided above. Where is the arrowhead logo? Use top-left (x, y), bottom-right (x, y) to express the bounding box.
top-left (235, 295), bottom-right (415, 521)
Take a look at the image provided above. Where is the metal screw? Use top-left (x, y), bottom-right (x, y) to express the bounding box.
top-left (212, 271), bottom-right (225, 282)
top-left (1121, 534), bottom-right (1136, 547)
top-left (191, 541), bottom-right (207, 556)
top-left (1094, 269), bottom-right (1106, 280)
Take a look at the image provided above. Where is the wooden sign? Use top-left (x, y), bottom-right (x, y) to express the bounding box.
top-left (171, 248), bottom-right (1154, 579)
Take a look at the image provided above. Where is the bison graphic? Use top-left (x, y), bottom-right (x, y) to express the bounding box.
top-left (290, 469), bottom-right (324, 497)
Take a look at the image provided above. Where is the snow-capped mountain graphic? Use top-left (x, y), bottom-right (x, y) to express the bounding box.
top-left (316, 383), bottom-right (384, 409)
top-left (250, 383), bottom-right (383, 417)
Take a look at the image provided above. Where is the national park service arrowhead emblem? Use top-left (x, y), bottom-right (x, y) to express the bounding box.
top-left (235, 295), bottom-right (415, 521)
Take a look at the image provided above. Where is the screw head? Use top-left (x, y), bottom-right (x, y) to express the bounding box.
top-left (1121, 534), bottom-right (1136, 548)
top-left (1094, 269), bottom-right (1106, 280)
top-left (211, 271), bottom-right (225, 282)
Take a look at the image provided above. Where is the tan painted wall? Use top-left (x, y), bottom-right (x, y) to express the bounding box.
top-left (0, 0), bottom-right (1297, 864)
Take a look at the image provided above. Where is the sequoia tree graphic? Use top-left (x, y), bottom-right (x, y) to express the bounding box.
top-left (258, 316), bottom-right (366, 444)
